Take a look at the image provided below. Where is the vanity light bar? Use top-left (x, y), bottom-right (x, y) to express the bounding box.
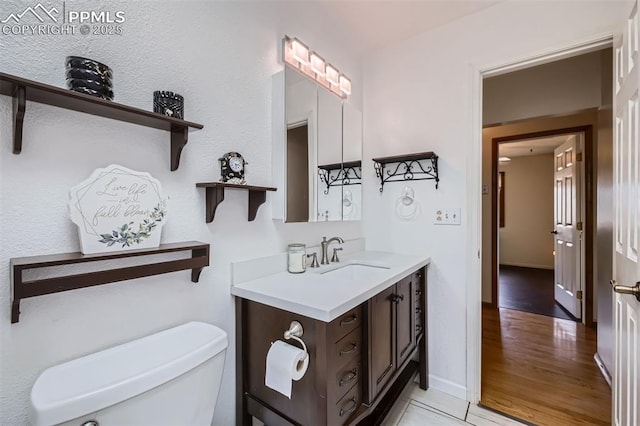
top-left (283, 35), bottom-right (351, 99)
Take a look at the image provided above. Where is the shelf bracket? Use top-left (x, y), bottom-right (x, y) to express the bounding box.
top-left (170, 125), bottom-right (188, 171)
top-left (248, 189), bottom-right (266, 221)
top-left (203, 185), bottom-right (225, 223)
top-left (12, 85), bottom-right (26, 154)
top-left (191, 246), bottom-right (208, 282)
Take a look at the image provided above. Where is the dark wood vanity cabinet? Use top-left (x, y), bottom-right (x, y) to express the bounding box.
top-left (236, 266), bottom-right (428, 426)
top-left (366, 273), bottom-right (419, 403)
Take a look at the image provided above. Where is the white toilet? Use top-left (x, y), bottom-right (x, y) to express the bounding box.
top-left (29, 322), bottom-right (228, 426)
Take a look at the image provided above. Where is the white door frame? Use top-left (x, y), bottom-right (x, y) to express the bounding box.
top-left (467, 35), bottom-right (613, 403)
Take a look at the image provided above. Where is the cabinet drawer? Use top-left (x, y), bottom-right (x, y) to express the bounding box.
top-left (331, 327), bottom-right (362, 368)
top-left (328, 380), bottom-right (361, 426)
top-left (329, 306), bottom-right (362, 343)
top-left (329, 360), bottom-right (361, 404)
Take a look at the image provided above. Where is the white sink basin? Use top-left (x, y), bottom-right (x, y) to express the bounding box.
top-left (320, 263), bottom-right (390, 279)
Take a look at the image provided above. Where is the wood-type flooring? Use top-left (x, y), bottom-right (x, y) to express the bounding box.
top-left (481, 306), bottom-right (611, 425)
top-left (499, 265), bottom-right (575, 321)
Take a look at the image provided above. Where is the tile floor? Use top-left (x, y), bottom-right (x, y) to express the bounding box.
top-left (382, 379), bottom-right (526, 426)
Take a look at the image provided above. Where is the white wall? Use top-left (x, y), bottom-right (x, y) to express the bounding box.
top-left (363, 0), bottom-right (628, 399)
top-left (0, 2), bottom-right (364, 424)
top-left (498, 154), bottom-right (555, 269)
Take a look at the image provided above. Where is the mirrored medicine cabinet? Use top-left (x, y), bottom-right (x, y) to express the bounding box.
top-left (276, 66), bottom-right (362, 223)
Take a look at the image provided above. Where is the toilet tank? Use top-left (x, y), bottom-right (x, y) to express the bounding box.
top-left (30, 322), bottom-right (228, 426)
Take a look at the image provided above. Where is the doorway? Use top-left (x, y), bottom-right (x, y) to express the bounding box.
top-left (495, 133), bottom-right (584, 321)
top-left (490, 125), bottom-right (594, 324)
top-left (286, 123), bottom-right (310, 222)
top-left (478, 45), bottom-right (613, 422)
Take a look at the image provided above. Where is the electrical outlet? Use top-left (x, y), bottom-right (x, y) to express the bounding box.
top-left (434, 208), bottom-right (462, 225)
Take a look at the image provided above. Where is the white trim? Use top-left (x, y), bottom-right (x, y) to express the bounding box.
top-left (429, 374), bottom-right (468, 401)
top-left (467, 63), bottom-right (483, 404)
top-left (594, 352), bottom-right (613, 387)
top-left (468, 35), bottom-right (614, 406)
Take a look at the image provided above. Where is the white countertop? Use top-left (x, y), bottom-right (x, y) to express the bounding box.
top-left (231, 251), bottom-right (430, 322)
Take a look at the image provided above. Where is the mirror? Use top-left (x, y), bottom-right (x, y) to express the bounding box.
top-left (284, 67), bottom-right (362, 222)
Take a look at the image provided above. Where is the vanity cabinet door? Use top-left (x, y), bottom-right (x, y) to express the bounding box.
top-left (396, 275), bottom-right (416, 368)
top-left (369, 285), bottom-right (396, 399)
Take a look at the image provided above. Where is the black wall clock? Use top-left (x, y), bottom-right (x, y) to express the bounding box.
top-left (219, 152), bottom-right (246, 184)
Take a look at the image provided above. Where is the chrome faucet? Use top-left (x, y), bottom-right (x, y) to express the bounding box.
top-left (321, 236), bottom-right (344, 265)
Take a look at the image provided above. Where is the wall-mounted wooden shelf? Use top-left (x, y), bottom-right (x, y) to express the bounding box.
top-left (318, 160), bottom-right (362, 194)
top-left (0, 72), bottom-right (204, 171)
top-left (372, 152), bottom-right (439, 192)
top-left (196, 182), bottom-right (277, 223)
top-left (10, 241), bottom-right (209, 323)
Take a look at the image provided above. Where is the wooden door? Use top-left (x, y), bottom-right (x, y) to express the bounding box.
top-left (553, 136), bottom-right (583, 319)
top-left (612, 1), bottom-right (640, 424)
top-left (396, 275), bottom-right (415, 368)
top-left (369, 285), bottom-right (396, 399)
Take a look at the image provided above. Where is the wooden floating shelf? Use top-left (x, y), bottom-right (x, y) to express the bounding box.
top-left (10, 241), bottom-right (210, 323)
top-left (372, 151), bottom-right (439, 192)
top-left (196, 182), bottom-right (277, 223)
top-left (0, 72), bottom-right (204, 171)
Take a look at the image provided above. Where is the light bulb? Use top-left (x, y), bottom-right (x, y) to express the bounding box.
top-left (310, 52), bottom-right (325, 76)
top-left (291, 38), bottom-right (309, 64)
top-left (326, 64), bottom-right (339, 85)
top-left (339, 75), bottom-right (351, 95)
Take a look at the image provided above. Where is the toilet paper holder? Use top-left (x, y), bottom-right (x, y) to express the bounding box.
top-left (283, 321), bottom-right (308, 359)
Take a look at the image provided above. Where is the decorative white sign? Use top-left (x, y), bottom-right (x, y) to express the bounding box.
top-left (69, 164), bottom-right (167, 254)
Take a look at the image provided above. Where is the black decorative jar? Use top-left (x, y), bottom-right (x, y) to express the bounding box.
top-left (65, 56), bottom-right (113, 101)
top-left (153, 91), bottom-right (184, 119)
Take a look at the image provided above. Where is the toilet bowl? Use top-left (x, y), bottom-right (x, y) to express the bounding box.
top-left (30, 322), bottom-right (228, 426)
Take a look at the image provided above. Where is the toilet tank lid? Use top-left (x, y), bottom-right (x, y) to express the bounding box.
top-left (30, 321), bottom-right (228, 426)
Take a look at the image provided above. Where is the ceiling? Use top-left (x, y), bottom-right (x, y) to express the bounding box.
top-left (499, 135), bottom-right (573, 159)
top-left (315, 1), bottom-right (503, 52)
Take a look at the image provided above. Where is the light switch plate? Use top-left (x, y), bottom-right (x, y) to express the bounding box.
top-left (434, 208), bottom-right (461, 225)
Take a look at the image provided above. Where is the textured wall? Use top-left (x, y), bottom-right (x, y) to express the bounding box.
top-left (0, 1), bottom-right (363, 424)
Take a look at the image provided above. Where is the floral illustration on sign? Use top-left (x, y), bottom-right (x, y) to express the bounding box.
top-left (98, 201), bottom-right (166, 247)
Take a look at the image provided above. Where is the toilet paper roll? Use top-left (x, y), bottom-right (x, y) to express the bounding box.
top-left (265, 340), bottom-right (309, 398)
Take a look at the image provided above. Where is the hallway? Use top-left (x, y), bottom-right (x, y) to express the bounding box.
top-left (481, 307), bottom-right (610, 425)
top-left (499, 265), bottom-right (576, 321)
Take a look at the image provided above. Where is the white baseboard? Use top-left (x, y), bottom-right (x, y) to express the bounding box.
top-left (594, 352), bottom-right (612, 387)
top-left (428, 374), bottom-right (467, 400)
top-left (499, 262), bottom-right (553, 270)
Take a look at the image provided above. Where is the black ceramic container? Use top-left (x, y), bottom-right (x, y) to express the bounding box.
top-left (153, 91), bottom-right (184, 119)
top-left (65, 56), bottom-right (114, 101)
